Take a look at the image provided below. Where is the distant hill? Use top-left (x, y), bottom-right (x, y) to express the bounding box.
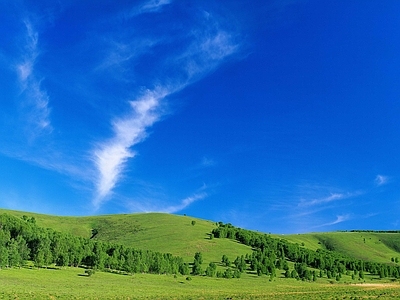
top-left (273, 231), bottom-right (400, 264)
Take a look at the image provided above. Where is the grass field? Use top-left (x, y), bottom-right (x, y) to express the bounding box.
top-left (1, 266), bottom-right (400, 299)
top-left (2, 208), bottom-right (400, 299)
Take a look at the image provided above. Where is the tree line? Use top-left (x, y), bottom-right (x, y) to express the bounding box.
top-left (2, 212), bottom-right (400, 281)
top-left (0, 213), bottom-right (189, 275)
top-left (212, 222), bottom-right (400, 281)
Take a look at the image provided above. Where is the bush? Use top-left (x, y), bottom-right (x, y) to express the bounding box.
top-left (85, 269), bottom-right (95, 277)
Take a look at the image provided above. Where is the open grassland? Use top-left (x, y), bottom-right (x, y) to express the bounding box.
top-left (275, 232), bottom-right (400, 264)
top-left (1, 267), bottom-right (400, 299)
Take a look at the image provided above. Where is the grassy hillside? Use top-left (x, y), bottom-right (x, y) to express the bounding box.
top-left (2, 208), bottom-right (400, 299)
top-left (274, 232), bottom-right (400, 264)
top-left (0, 209), bottom-right (251, 264)
top-left (2, 208), bottom-right (400, 265)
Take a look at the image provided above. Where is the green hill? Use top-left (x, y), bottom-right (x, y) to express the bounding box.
top-left (1, 208), bottom-right (400, 299)
top-left (0, 209), bottom-right (251, 264)
top-left (273, 231), bottom-right (400, 264)
top-left (1, 208), bottom-right (400, 265)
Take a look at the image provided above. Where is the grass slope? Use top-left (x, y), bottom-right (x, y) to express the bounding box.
top-left (274, 232), bottom-right (400, 264)
top-left (2, 208), bottom-right (400, 265)
top-left (0, 209), bottom-right (251, 264)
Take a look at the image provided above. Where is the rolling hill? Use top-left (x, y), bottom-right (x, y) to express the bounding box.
top-left (1, 208), bottom-right (400, 299)
top-left (1, 208), bottom-right (400, 265)
top-left (273, 232), bottom-right (400, 264)
top-left (0, 209), bottom-right (252, 264)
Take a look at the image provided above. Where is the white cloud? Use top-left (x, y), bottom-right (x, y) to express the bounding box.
top-left (163, 192), bottom-right (207, 213)
top-left (375, 175), bottom-right (389, 186)
top-left (124, 0), bottom-right (171, 18)
top-left (299, 193), bottom-right (345, 207)
top-left (16, 19), bottom-right (52, 137)
top-left (91, 11), bottom-right (240, 208)
top-left (318, 214), bottom-right (351, 227)
top-left (178, 30), bottom-right (239, 82)
top-left (140, 0), bottom-right (172, 14)
top-left (92, 88), bottom-right (167, 208)
top-left (122, 187), bottom-right (207, 213)
top-left (201, 157), bottom-right (216, 168)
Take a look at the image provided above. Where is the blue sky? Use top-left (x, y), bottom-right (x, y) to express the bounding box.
top-left (1, 0), bottom-right (400, 234)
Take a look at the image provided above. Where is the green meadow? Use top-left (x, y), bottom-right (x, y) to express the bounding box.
top-left (1, 208), bottom-right (400, 299)
top-left (1, 266), bottom-right (400, 299)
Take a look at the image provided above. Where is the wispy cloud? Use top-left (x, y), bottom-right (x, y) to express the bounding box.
top-left (375, 174), bottom-right (389, 186)
top-left (122, 186), bottom-right (208, 214)
top-left (177, 30), bottom-right (239, 83)
top-left (201, 157), bottom-right (216, 168)
top-left (16, 19), bottom-right (52, 138)
top-left (92, 88), bottom-right (167, 208)
top-left (140, 0), bottom-right (172, 14)
top-left (316, 214), bottom-right (351, 228)
top-left (298, 191), bottom-right (363, 207)
top-left (163, 192), bottom-right (207, 213)
top-left (92, 10), bottom-right (240, 208)
top-left (123, 0), bottom-right (172, 18)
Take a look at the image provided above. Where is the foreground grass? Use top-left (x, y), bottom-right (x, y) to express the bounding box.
top-left (1, 267), bottom-right (400, 299)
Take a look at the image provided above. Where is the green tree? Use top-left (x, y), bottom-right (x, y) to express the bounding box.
top-left (194, 252), bottom-right (203, 265)
top-left (0, 245), bottom-right (8, 268)
top-left (205, 262), bottom-right (217, 277)
top-left (192, 261), bottom-right (203, 275)
top-left (222, 254), bottom-right (230, 267)
top-left (179, 263), bottom-right (190, 275)
top-left (34, 249), bottom-right (45, 268)
top-left (359, 270), bottom-right (365, 280)
top-left (8, 239), bottom-right (21, 267)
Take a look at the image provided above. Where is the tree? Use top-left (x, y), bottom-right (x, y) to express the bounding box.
top-left (284, 269), bottom-right (291, 278)
top-left (191, 220), bottom-right (196, 226)
top-left (0, 245), bottom-right (8, 268)
top-left (16, 235), bottom-right (29, 267)
top-left (8, 239), bottom-right (21, 267)
top-left (34, 249), bottom-right (45, 268)
top-left (192, 261), bottom-right (203, 275)
top-left (205, 262), bottom-right (217, 277)
top-left (234, 255), bottom-right (246, 272)
top-left (179, 263), bottom-right (190, 275)
top-left (224, 268), bottom-right (233, 279)
top-left (194, 252), bottom-right (203, 265)
top-left (222, 254), bottom-right (230, 267)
